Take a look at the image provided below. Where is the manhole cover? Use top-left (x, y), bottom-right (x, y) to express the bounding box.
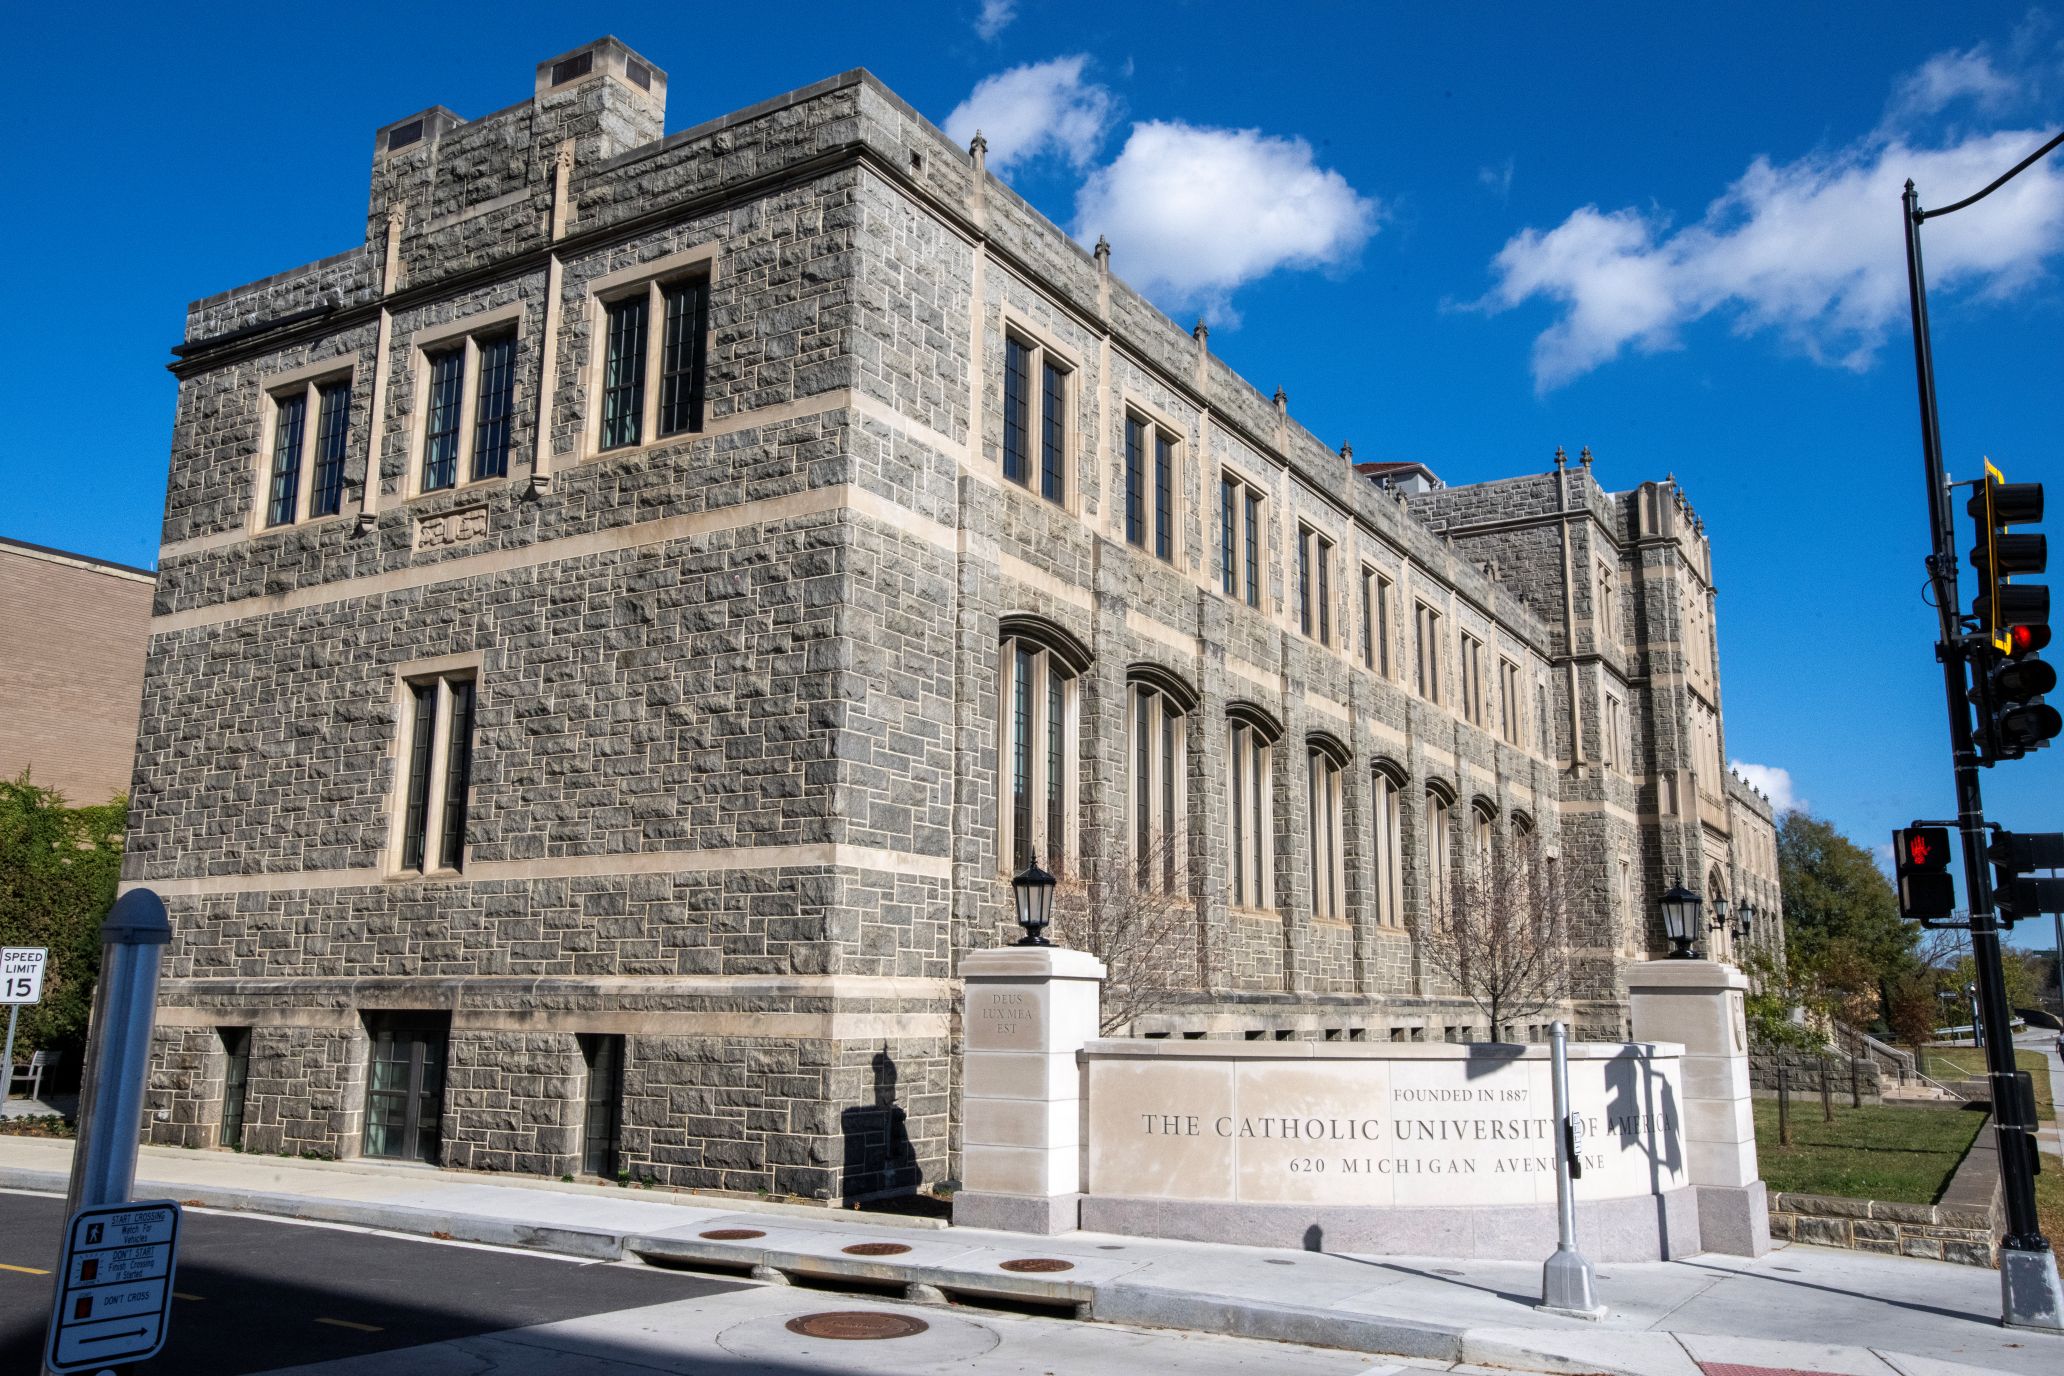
top-left (841, 1241), bottom-right (913, 1257)
top-left (699, 1228), bottom-right (766, 1241)
top-left (784, 1311), bottom-right (930, 1341)
top-left (998, 1257), bottom-right (1074, 1273)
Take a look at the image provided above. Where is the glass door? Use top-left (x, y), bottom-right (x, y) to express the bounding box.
top-left (219, 1027), bottom-right (251, 1149)
top-left (580, 1034), bottom-right (624, 1177)
top-left (363, 1015), bottom-right (448, 1162)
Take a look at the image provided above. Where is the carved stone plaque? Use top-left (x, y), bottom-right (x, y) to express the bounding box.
top-left (415, 505), bottom-right (489, 552)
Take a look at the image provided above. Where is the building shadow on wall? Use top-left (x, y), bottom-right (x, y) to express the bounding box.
top-left (839, 1049), bottom-right (920, 1204)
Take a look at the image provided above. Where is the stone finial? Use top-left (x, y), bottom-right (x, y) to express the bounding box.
top-left (1193, 319), bottom-right (1209, 344)
top-left (1554, 445), bottom-right (1567, 469)
top-left (1579, 445), bottom-right (1593, 468)
top-left (1273, 386), bottom-right (1288, 416)
top-left (1340, 441), bottom-right (1353, 462)
top-left (1094, 235), bottom-right (1111, 270)
top-left (970, 130), bottom-right (988, 172)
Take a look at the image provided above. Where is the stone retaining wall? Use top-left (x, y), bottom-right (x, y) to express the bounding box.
top-left (1766, 1113), bottom-right (2002, 1267)
top-left (1749, 1051), bottom-right (1882, 1105)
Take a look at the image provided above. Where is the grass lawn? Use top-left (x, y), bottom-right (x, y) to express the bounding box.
top-left (1923, 1046), bottom-right (2055, 1118)
top-left (1754, 1099), bottom-right (1984, 1204)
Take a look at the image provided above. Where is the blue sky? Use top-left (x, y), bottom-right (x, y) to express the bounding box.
top-left (6, 3), bottom-right (2064, 945)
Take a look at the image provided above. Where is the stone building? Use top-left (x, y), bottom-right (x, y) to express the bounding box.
top-left (0, 536), bottom-right (155, 805)
top-left (132, 39), bottom-right (1780, 1199)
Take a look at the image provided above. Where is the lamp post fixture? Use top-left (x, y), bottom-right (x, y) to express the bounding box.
top-left (1011, 854), bottom-right (1056, 946)
top-left (1737, 903), bottom-right (1756, 945)
top-left (1709, 895), bottom-right (1733, 957)
top-left (1659, 882), bottom-right (1702, 960)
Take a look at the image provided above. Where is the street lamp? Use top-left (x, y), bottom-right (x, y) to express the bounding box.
top-left (1709, 895), bottom-right (1732, 955)
top-left (1738, 903), bottom-right (1756, 943)
top-left (1659, 882), bottom-right (1702, 959)
top-left (1011, 854), bottom-right (1056, 946)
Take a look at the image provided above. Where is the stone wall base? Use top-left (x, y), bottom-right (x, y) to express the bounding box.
top-left (1695, 1181), bottom-right (1771, 1256)
top-left (1077, 1188), bottom-right (1703, 1261)
top-left (951, 1190), bottom-right (1081, 1235)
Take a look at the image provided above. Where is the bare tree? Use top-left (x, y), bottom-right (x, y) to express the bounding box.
top-left (1053, 831), bottom-right (1204, 1034)
top-left (1418, 836), bottom-right (1572, 1041)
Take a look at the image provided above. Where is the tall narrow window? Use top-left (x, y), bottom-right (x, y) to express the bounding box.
top-left (1002, 335), bottom-right (1030, 486)
top-left (1001, 634), bottom-right (1078, 876)
top-left (1499, 660), bottom-right (1523, 745)
top-left (1372, 770), bottom-right (1402, 927)
top-left (1307, 748), bottom-right (1343, 919)
top-left (1415, 603), bottom-right (1443, 702)
top-left (396, 672), bottom-right (479, 874)
top-left (1243, 490), bottom-right (1261, 607)
top-left (580, 1034), bottom-right (625, 1178)
top-left (1596, 560), bottom-right (1617, 645)
top-left (1298, 529), bottom-right (1313, 636)
top-left (310, 381), bottom-right (352, 518)
top-left (1040, 358), bottom-right (1067, 503)
top-left (1360, 568), bottom-right (1376, 670)
top-left (1129, 682), bottom-right (1188, 892)
top-left (1125, 417), bottom-right (1146, 546)
top-left (1426, 789), bottom-right (1454, 916)
top-left (264, 392), bottom-right (308, 528)
top-left (1459, 635), bottom-right (1484, 725)
top-left (219, 1026), bottom-right (252, 1150)
top-left (1228, 714), bottom-right (1275, 909)
top-left (1375, 574), bottom-right (1393, 678)
top-left (1220, 479), bottom-right (1238, 596)
top-left (1315, 534), bottom-right (1332, 644)
top-left (421, 349), bottom-right (465, 491)
top-left (1471, 803), bottom-right (1494, 866)
top-left (1001, 332), bottom-right (1068, 506)
top-left (471, 334), bottom-right (517, 480)
top-left (1221, 474), bottom-right (1264, 607)
top-left (658, 278), bottom-right (710, 438)
top-left (600, 293), bottom-right (650, 451)
top-left (1153, 431), bottom-right (1174, 560)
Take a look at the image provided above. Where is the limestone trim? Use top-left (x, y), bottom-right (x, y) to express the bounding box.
top-left (408, 300), bottom-right (524, 353)
top-left (121, 841), bottom-right (953, 896)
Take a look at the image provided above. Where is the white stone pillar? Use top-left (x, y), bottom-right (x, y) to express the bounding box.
top-left (952, 946), bottom-right (1104, 1235)
top-left (1627, 959), bottom-right (1770, 1255)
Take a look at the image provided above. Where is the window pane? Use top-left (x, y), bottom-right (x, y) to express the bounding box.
top-left (1298, 533), bottom-right (1312, 636)
top-left (1244, 492), bottom-right (1260, 606)
top-left (1124, 418), bottom-right (1145, 546)
top-left (1153, 431), bottom-right (1173, 560)
top-left (1134, 691), bottom-right (1151, 874)
top-left (1377, 580), bottom-right (1391, 676)
top-left (1162, 709), bottom-right (1177, 893)
top-left (601, 295), bottom-right (649, 450)
top-left (1011, 647), bottom-right (1033, 872)
top-left (1316, 539), bottom-right (1331, 644)
top-left (310, 381), bottom-right (352, 518)
top-left (471, 334), bottom-right (517, 480)
top-left (439, 679), bottom-right (475, 871)
top-left (1229, 726), bottom-right (1245, 905)
top-left (1046, 667), bottom-right (1066, 874)
top-left (400, 682), bottom-right (437, 870)
top-left (658, 278), bottom-right (709, 437)
top-left (422, 349), bottom-right (464, 491)
top-left (1361, 575), bottom-right (1373, 669)
top-left (1002, 336), bottom-right (1030, 485)
top-left (1220, 479), bottom-right (1237, 596)
top-left (581, 1034), bottom-right (624, 1177)
top-left (265, 392), bottom-right (307, 527)
top-left (1040, 360), bottom-right (1066, 503)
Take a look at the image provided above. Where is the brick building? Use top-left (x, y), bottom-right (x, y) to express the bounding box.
top-left (0, 537), bottom-right (155, 805)
top-left (133, 39), bottom-right (1781, 1198)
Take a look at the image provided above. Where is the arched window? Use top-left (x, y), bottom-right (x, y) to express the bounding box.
top-left (1471, 800), bottom-right (1496, 867)
top-left (1371, 762), bottom-right (1405, 928)
top-left (1306, 735), bottom-right (1349, 920)
top-left (1425, 783), bottom-right (1455, 916)
top-left (1228, 704), bottom-right (1281, 910)
top-left (1128, 667), bottom-right (1196, 894)
top-left (999, 618), bottom-right (1090, 876)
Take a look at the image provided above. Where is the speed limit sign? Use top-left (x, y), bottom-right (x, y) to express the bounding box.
top-left (2, 948), bottom-right (48, 1005)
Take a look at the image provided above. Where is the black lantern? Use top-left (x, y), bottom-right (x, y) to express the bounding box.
top-left (1659, 881), bottom-right (1702, 959)
top-left (1737, 903), bottom-right (1756, 941)
top-left (1012, 854), bottom-right (1056, 946)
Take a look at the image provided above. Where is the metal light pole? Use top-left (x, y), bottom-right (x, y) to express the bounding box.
top-left (61, 889), bottom-right (170, 1222)
top-left (1539, 1022), bottom-right (1604, 1319)
top-left (1903, 138), bottom-right (2064, 1330)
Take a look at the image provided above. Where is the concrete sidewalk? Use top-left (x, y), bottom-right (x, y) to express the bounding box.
top-left (2, 1137), bottom-right (2057, 1376)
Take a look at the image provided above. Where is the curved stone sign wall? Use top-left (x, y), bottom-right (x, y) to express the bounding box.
top-left (1079, 1039), bottom-right (1697, 1259)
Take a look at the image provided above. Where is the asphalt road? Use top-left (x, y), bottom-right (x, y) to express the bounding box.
top-left (0, 1189), bottom-right (746, 1374)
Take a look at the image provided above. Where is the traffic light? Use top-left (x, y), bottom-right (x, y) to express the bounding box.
top-left (1893, 825), bottom-right (1955, 921)
top-left (1967, 462), bottom-right (2059, 761)
top-left (1986, 830), bottom-right (2064, 929)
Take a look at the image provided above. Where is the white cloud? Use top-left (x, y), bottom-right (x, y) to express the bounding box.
top-left (1886, 45), bottom-right (2018, 124)
top-left (1478, 157), bottom-right (1515, 202)
top-left (1072, 121), bottom-right (1379, 315)
top-left (943, 56), bottom-right (1114, 176)
top-left (973, 0), bottom-right (1017, 41)
top-left (1479, 43), bottom-right (2064, 391)
top-left (1730, 760), bottom-right (1806, 815)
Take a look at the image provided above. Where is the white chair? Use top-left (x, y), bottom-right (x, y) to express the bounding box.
top-left (7, 1049), bottom-right (59, 1103)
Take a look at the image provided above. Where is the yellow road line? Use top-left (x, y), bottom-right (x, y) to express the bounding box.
top-left (315, 1317), bottom-right (383, 1333)
top-left (0, 1263), bottom-right (50, 1275)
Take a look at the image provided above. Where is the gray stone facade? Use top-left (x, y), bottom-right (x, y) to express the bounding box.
top-left (133, 38), bottom-right (1780, 1199)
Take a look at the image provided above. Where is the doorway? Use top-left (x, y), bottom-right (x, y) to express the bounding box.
top-left (362, 1013), bottom-right (449, 1163)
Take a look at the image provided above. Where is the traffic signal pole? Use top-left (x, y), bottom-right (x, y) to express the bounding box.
top-left (1902, 165), bottom-right (2064, 1331)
